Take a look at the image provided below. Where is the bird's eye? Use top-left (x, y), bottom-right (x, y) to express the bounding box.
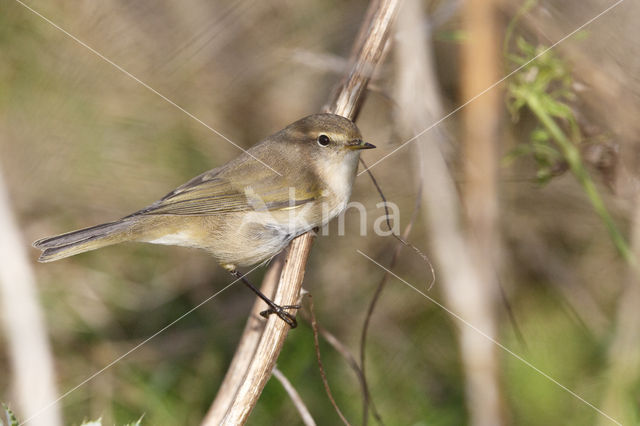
top-left (317, 134), bottom-right (331, 147)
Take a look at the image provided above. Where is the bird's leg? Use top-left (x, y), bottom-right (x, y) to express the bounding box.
top-left (229, 269), bottom-right (300, 328)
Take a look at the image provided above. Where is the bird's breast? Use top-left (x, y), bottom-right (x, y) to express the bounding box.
top-left (318, 151), bottom-right (360, 217)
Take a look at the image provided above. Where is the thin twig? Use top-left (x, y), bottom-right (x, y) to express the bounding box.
top-left (272, 367), bottom-right (317, 426)
top-left (316, 327), bottom-right (366, 396)
top-left (358, 182), bottom-right (421, 426)
top-left (298, 304), bottom-right (380, 425)
top-left (308, 296), bottom-right (351, 426)
top-left (360, 158), bottom-right (435, 290)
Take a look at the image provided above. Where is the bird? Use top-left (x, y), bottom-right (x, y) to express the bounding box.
top-left (33, 113), bottom-right (375, 327)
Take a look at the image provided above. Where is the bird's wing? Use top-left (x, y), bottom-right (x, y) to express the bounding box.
top-left (129, 164), bottom-right (321, 216)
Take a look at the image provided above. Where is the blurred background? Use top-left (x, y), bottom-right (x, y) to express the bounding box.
top-left (1, 0), bottom-right (639, 424)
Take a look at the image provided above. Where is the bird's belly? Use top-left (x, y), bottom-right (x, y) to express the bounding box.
top-left (147, 231), bottom-right (199, 247)
top-left (141, 196), bottom-right (349, 268)
top-left (193, 212), bottom-right (297, 267)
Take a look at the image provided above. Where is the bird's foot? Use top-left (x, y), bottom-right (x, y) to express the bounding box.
top-left (260, 304), bottom-right (301, 328)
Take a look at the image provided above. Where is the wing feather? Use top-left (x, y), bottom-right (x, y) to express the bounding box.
top-left (129, 158), bottom-right (322, 217)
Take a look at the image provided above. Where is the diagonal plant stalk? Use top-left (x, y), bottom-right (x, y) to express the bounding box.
top-left (504, 1), bottom-right (634, 266)
top-left (202, 0), bottom-right (401, 424)
top-left (525, 93), bottom-right (635, 265)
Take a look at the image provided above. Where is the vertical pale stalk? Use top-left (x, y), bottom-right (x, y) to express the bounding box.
top-left (461, 0), bottom-right (501, 268)
top-left (202, 0), bottom-right (401, 424)
top-left (395, 0), bottom-right (503, 425)
top-left (460, 0), bottom-right (504, 425)
top-left (0, 169), bottom-right (62, 426)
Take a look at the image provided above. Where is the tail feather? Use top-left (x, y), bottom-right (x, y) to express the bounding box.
top-left (34, 220), bottom-right (132, 263)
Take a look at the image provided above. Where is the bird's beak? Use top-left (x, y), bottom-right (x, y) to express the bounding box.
top-left (347, 139), bottom-right (376, 150)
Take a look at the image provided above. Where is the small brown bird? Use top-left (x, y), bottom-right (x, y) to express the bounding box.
top-left (34, 113), bottom-right (374, 326)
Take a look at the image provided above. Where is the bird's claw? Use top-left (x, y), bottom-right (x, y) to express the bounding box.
top-left (260, 304), bottom-right (301, 328)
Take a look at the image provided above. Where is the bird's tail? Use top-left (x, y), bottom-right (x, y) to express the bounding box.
top-left (33, 220), bottom-right (134, 262)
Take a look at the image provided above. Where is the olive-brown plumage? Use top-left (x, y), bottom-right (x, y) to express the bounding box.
top-left (33, 113), bottom-right (374, 269)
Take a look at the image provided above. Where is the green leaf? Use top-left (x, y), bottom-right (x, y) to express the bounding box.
top-left (535, 167), bottom-right (554, 185)
top-left (502, 144), bottom-right (534, 166)
top-left (531, 128), bottom-right (550, 143)
top-left (516, 36), bottom-right (536, 56)
top-left (532, 139), bottom-right (560, 161)
top-left (506, 53), bottom-right (528, 66)
top-left (538, 94), bottom-right (573, 120)
top-left (1, 403), bottom-right (19, 426)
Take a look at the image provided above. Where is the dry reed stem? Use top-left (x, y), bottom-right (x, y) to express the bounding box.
top-left (395, 0), bottom-right (503, 425)
top-left (201, 0), bottom-right (401, 423)
top-left (202, 254), bottom-right (284, 422)
top-left (218, 234), bottom-right (313, 425)
top-left (460, 0), bottom-right (504, 424)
